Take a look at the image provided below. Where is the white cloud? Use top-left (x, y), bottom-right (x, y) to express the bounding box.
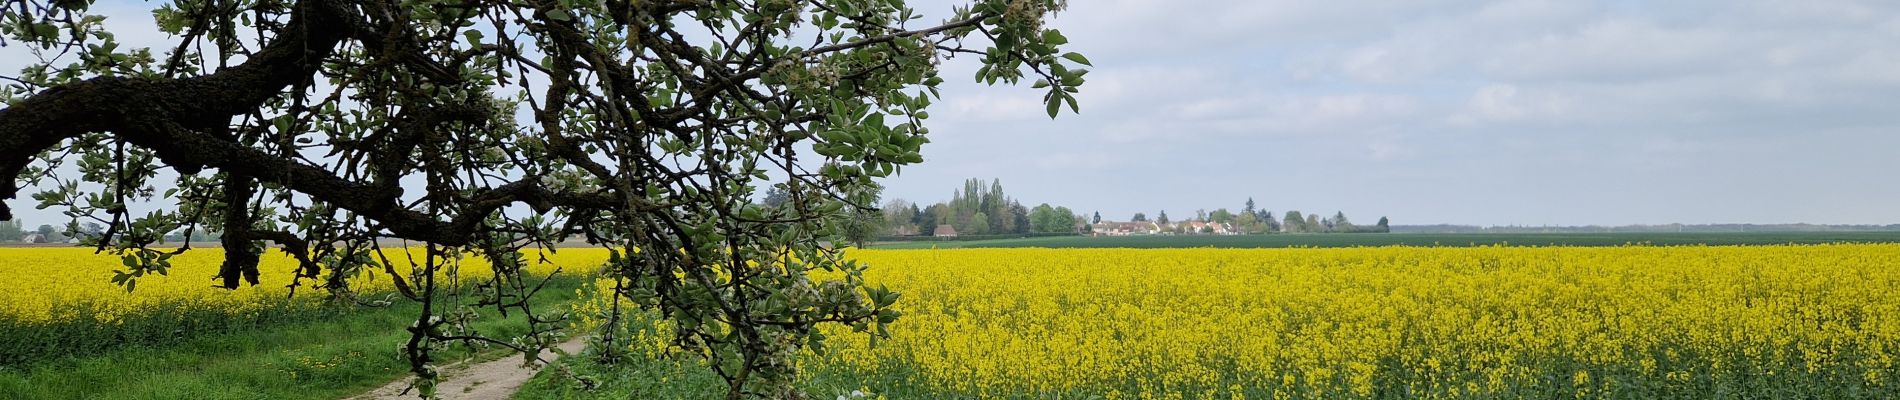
top-left (1482, 18), bottom-right (1748, 82)
top-left (939, 93), bottom-right (1044, 123)
top-left (1033, 152), bottom-right (1116, 170)
top-left (1450, 84), bottom-right (1571, 124)
top-left (1835, 50), bottom-right (1900, 85)
top-left (1366, 139), bottom-right (1416, 161)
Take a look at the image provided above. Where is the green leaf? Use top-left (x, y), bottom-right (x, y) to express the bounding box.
top-left (1045, 96), bottom-right (1061, 119)
top-left (1041, 29), bottom-right (1069, 46)
top-left (463, 30), bottom-right (483, 47)
top-left (1063, 71), bottom-right (1085, 87)
top-left (546, 9), bottom-right (573, 22)
top-left (1062, 52), bottom-right (1092, 66)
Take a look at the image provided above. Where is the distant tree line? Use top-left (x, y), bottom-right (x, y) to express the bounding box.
top-left (757, 178), bottom-right (1086, 245)
top-left (817, 184), bottom-right (1398, 242)
top-left (0, 221), bottom-right (82, 243)
top-left (882, 178), bottom-right (1086, 238)
top-left (0, 220), bottom-right (219, 243)
top-left (1107, 197), bottom-right (1389, 234)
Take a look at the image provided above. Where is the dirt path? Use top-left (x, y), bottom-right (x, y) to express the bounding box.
top-left (348, 338), bottom-right (587, 400)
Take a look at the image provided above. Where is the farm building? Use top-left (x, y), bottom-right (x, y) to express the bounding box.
top-left (1180, 221), bottom-right (1239, 235)
top-left (1091, 221), bottom-right (1161, 236)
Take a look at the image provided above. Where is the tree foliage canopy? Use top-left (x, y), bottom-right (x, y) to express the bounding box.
top-left (0, 0), bottom-right (1085, 397)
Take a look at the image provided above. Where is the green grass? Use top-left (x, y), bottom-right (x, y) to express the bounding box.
top-left (868, 231), bottom-right (1900, 249)
top-left (0, 277), bottom-right (585, 400)
top-left (1, 296), bottom-right (334, 365)
top-left (513, 348), bottom-right (964, 400)
top-left (516, 350), bottom-right (726, 400)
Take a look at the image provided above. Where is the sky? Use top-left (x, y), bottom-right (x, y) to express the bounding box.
top-left (880, 0), bottom-right (1900, 226)
top-left (5, 0), bottom-right (1900, 226)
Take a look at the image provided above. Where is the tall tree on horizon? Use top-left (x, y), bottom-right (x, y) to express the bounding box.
top-left (909, 202), bottom-right (927, 234)
top-left (1210, 208), bottom-right (1234, 224)
top-left (882, 199), bottom-right (918, 236)
top-left (995, 180), bottom-right (1019, 234)
top-left (921, 203), bottom-right (951, 236)
top-left (1009, 200), bottom-right (1031, 234)
top-left (1236, 212), bottom-right (1260, 234)
top-left (762, 187), bottom-right (792, 208)
top-left (0, 220), bottom-right (21, 241)
top-left (1055, 206), bottom-right (1079, 233)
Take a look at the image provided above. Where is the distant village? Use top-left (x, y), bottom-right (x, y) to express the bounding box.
top-left (911, 212), bottom-right (1390, 238)
top-left (0, 221), bottom-right (82, 244)
top-left (875, 178), bottom-right (1389, 240)
top-left (0, 221), bottom-right (219, 244)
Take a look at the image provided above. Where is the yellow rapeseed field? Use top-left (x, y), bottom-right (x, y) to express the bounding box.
top-left (13, 244), bottom-right (1900, 398)
top-left (0, 247), bottom-right (604, 326)
top-left (771, 245), bottom-right (1899, 398)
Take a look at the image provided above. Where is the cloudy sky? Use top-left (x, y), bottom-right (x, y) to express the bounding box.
top-left (6, 0), bottom-right (1900, 226)
top-left (871, 0), bottom-right (1900, 226)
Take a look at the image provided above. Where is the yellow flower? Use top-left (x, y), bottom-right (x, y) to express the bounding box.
top-left (0, 247), bottom-right (603, 325)
top-left (777, 245), bottom-right (1900, 397)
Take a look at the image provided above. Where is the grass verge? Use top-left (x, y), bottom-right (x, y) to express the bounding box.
top-left (512, 341), bottom-right (958, 400)
top-left (0, 277), bottom-right (585, 400)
